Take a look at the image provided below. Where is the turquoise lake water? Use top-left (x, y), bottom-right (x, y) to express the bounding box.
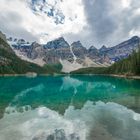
top-left (0, 75), bottom-right (140, 140)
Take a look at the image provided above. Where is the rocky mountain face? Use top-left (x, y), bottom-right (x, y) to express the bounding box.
top-left (8, 35), bottom-right (140, 72)
top-left (9, 37), bottom-right (74, 66)
top-left (87, 46), bottom-right (101, 61)
top-left (71, 41), bottom-right (87, 59)
top-left (99, 36), bottom-right (140, 62)
top-left (43, 37), bottom-right (74, 64)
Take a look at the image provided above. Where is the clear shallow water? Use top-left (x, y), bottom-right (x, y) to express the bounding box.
top-left (0, 75), bottom-right (140, 140)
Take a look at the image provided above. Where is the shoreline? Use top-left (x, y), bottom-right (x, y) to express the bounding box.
top-left (0, 73), bottom-right (140, 80)
top-left (0, 73), bottom-right (67, 77)
top-left (70, 73), bottom-right (140, 80)
top-left (108, 74), bottom-right (140, 80)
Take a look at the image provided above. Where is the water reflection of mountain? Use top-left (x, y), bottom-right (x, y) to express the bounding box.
top-left (0, 75), bottom-right (140, 118)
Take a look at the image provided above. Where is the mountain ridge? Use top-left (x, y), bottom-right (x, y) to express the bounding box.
top-left (0, 31), bottom-right (64, 74)
top-left (7, 34), bottom-right (140, 73)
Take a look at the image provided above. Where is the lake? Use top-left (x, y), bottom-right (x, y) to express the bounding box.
top-left (0, 75), bottom-right (140, 140)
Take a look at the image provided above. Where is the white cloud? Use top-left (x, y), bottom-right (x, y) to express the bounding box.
top-left (0, 0), bottom-right (86, 43)
top-left (0, 0), bottom-right (140, 48)
top-left (129, 29), bottom-right (140, 37)
top-left (80, 0), bottom-right (140, 48)
top-left (121, 0), bottom-right (131, 8)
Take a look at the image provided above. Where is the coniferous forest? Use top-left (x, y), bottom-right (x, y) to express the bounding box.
top-left (71, 47), bottom-right (140, 76)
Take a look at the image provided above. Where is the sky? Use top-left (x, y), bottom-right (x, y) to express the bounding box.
top-left (0, 0), bottom-right (140, 48)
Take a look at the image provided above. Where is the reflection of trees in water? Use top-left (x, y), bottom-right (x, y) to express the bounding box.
top-left (110, 94), bottom-right (140, 113)
top-left (133, 95), bottom-right (140, 113)
top-left (135, 96), bottom-right (140, 107)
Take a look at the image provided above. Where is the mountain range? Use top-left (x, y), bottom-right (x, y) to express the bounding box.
top-left (8, 35), bottom-right (140, 72)
top-left (0, 31), bottom-right (61, 75)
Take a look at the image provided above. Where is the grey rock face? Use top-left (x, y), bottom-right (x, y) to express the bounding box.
top-left (99, 45), bottom-right (108, 53)
top-left (43, 37), bottom-right (74, 64)
top-left (44, 37), bottom-right (70, 49)
top-left (88, 46), bottom-right (100, 60)
top-left (71, 41), bottom-right (87, 59)
top-left (8, 35), bottom-right (140, 67)
top-left (12, 41), bottom-right (44, 60)
top-left (27, 42), bottom-right (45, 59)
top-left (103, 36), bottom-right (140, 62)
top-left (10, 37), bottom-right (74, 64)
top-left (44, 47), bottom-right (74, 64)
